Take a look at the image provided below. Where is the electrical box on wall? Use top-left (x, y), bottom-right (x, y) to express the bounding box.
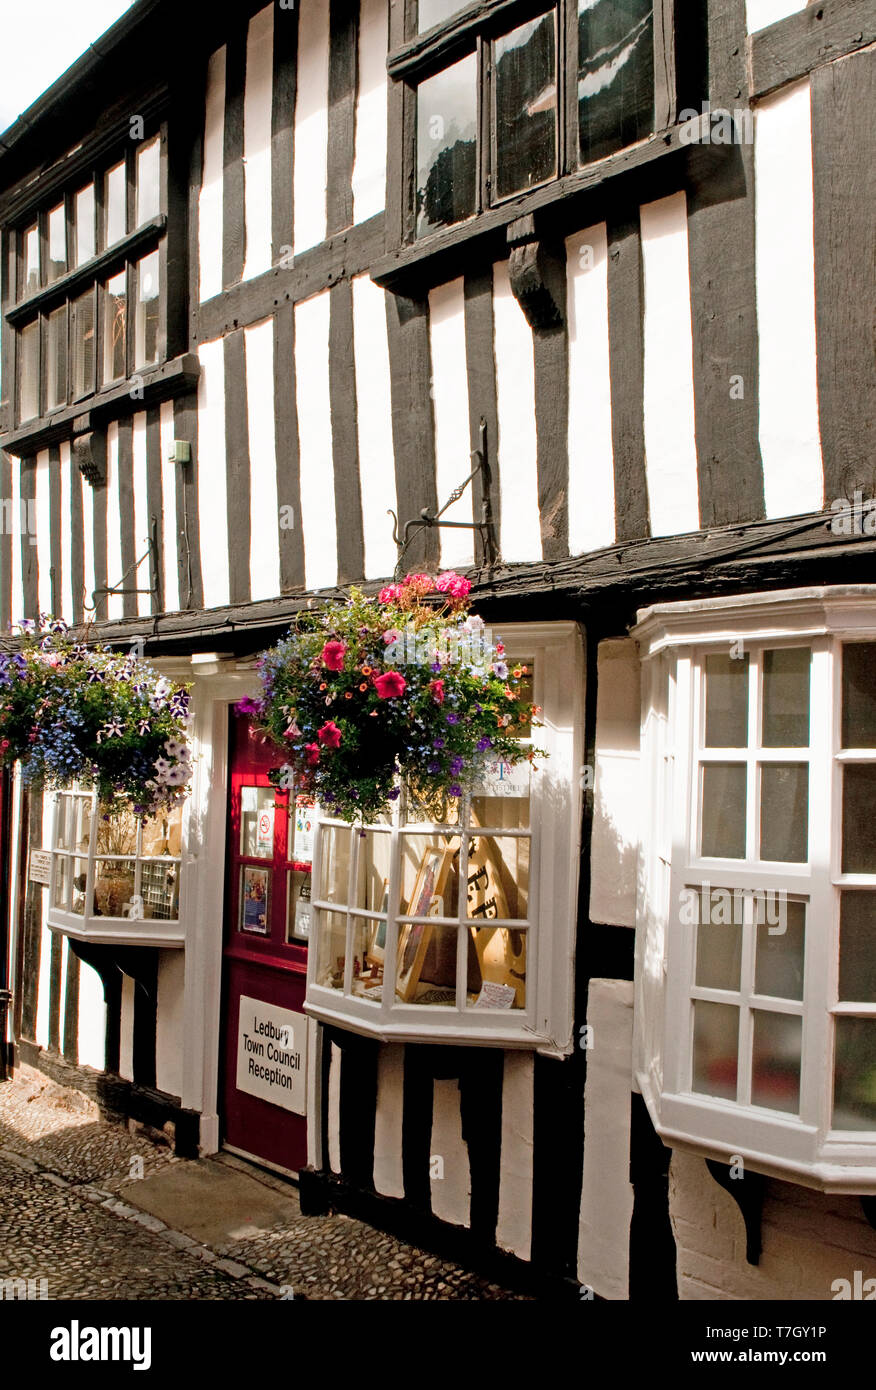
top-left (168, 440), bottom-right (191, 465)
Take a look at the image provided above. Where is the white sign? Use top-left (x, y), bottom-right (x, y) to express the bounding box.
top-left (293, 800), bottom-right (315, 864)
top-left (29, 850), bottom-right (52, 885)
top-left (236, 996), bottom-right (307, 1115)
top-left (257, 808), bottom-right (274, 851)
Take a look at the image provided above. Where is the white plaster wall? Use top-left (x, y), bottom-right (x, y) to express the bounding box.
top-left (373, 1043), bottom-right (405, 1198)
top-left (496, 1052), bottom-right (534, 1260)
top-left (155, 951), bottom-right (186, 1098)
top-left (566, 223), bottom-right (614, 555)
top-left (493, 259), bottom-right (541, 563)
top-left (590, 639), bottom-right (641, 928)
top-left (199, 45), bottom-right (226, 303)
top-left (746, 0), bottom-right (806, 33)
top-left (430, 1077), bottom-right (471, 1228)
top-left (118, 974), bottom-right (135, 1082)
top-left (428, 278), bottom-right (474, 571)
top-left (242, 4), bottom-right (274, 283)
top-left (578, 978), bottom-right (635, 1298)
top-left (670, 1148), bottom-right (876, 1300)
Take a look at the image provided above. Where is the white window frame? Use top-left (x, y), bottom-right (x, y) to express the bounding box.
top-left (633, 586), bottom-right (876, 1192)
top-left (304, 621), bottom-right (584, 1056)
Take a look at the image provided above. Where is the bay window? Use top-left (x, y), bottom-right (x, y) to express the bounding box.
top-left (634, 588), bottom-right (876, 1191)
top-left (48, 786), bottom-right (184, 948)
top-left (305, 622), bottom-right (582, 1052)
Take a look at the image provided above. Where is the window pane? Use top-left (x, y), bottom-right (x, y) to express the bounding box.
top-left (692, 1000), bottom-right (738, 1101)
top-left (842, 644), bottom-right (876, 748)
top-left (694, 886), bottom-right (742, 992)
top-left (755, 898), bottom-right (805, 1001)
top-left (53, 856), bottom-right (70, 911)
top-left (416, 53), bottom-right (477, 238)
top-left (418, 0), bottom-right (466, 31)
top-left (316, 909), bottom-right (348, 989)
top-left (47, 203), bottom-right (66, 283)
top-left (842, 765), bottom-right (876, 873)
top-left (23, 224), bottom-right (39, 296)
top-left (134, 251), bottom-right (160, 368)
top-left (96, 811), bottom-right (138, 856)
top-left (94, 859), bottom-right (136, 917)
top-left (353, 830), bottom-right (392, 912)
top-left (319, 824), bottom-right (352, 903)
top-left (136, 138), bottom-right (160, 225)
top-left (71, 290), bottom-right (95, 399)
top-left (578, 0), bottom-right (654, 166)
top-left (493, 13), bottom-right (557, 201)
top-left (465, 835), bottom-right (529, 920)
top-left (72, 858), bottom-right (89, 916)
top-left (760, 764), bottom-right (808, 862)
top-left (141, 804), bottom-right (182, 856)
top-left (74, 185), bottom-right (96, 266)
top-left (395, 921), bottom-right (460, 1004)
top-left (401, 835), bottom-right (461, 918)
top-left (240, 786), bottom-right (276, 858)
top-left (704, 652), bottom-right (748, 747)
top-left (18, 320), bottom-right (40, 422)
top-left (140, 861), bottom-right (179, 920)
top-left (701, 763), bottom-right (746, 859)
top-left (751, 1011), bottom-right (801, 1115)
top-left (839, 892), bottom-right (876, 1003)
top-left (762, 648), bottom-right (810, 747)
top-left (46, 305), bottom-right (67, 410)
top-left (103, 270), bottom-right (127, 382)
top-left (833, 1017), bottom-right (876, 1131)
top-left (105, 161), bottom-right (127, 246)
top-left (469, 926), bottom-right (526, 1008)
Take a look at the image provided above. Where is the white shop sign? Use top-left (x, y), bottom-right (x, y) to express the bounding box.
top-left (29, 850), bottom-right (52, 885)
top-left (236, 996), bottom-right (307, 1116)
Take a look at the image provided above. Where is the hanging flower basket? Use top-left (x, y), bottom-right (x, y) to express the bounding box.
top-left (0, 617), bottom-right (193, 817)
top-left (242, 573), bottom-right (546, 823)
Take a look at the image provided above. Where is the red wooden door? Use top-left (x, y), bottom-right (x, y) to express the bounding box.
top-left (221, 713), bottom-right (313, 1174)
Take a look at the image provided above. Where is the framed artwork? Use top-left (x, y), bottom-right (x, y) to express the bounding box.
top-left (396, 847), bottom-right (454, 1002)
top-left (241, 865), bottom-right (270, 935)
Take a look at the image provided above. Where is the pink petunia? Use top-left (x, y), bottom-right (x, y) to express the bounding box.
top-left (374, 670), bottom-right (407, 699)
top-left (436, 571), bottom-right (472, 600)
top-left (378, 584), bottom-right (403, 603)
top-left (304, 743), bottom-right (320, 766)
top-left (320, 641), bottom-right (346, 672)
top-left (317, 720), bottom-right (342, 749)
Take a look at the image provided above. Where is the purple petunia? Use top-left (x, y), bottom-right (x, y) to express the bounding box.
top-left (476, 737), bottom-right (492, 752)
top-left (427, 761), bottom-right (441, 773)
top-left (433, 738), bottom-right (445, 749)
top-left (449, 784), bottom-right (462, 798)
top-left (449, 756), bottom-right (464, 775)
top-left (446, 713), bottom-right (459, 724)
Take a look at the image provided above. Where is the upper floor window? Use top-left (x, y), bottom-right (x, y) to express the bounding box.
top-left (9, 133), bottom-right (165, 427)
top-left (304, 622), bottom-right (583, 1052)
top-left (633, 588), bottom-right (876, 1191)
top-left (398, 0), bottom-right (660, 243)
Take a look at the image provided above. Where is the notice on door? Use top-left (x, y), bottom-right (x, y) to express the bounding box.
top-left (236, 996), bottom-right (307, 1115)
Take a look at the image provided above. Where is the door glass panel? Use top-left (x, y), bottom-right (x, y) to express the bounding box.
top-left (578, 0), bottom-right (654, 166)
top-left (760, 764), bottom-right (808, 862)
top-left (842, 644), bottom-right (876, 748)
top-left (839, 892), bottom-right (876, 1003)
top-left (47, 203), bottom-right (66, 283)
top-left (19, 320), bottom-right (40, 422)
top-left (23, 224), bottom-right (39, 296)
top-left (105, 161), bottom-right (127, 246)
top-left (103, 270), bottom-right (127, 382)
top-left (319, 824), bottom-right (352, 903)
top-left (704, 653), bottom-right (748, 748)
top-left (751, 1010), bottom-right (801, 1114)
top-left (136, 138), bottom-right (160, 225)
top-left (240, 864), bottom-right (270, 935)
top-left (74, 185), bottom-right (96, 266)
top-left (842, 765), bottom-right (876, 873)
top-left (416, 53), bottom-right (477, 238)
top-left (755, 899), bottom-right (805, 1001)
top-left (465, 835), bottom-right (529, 920)
top-left (701, 763), bottom-right (746, 859)
top-left (240, 786), bottom-right (276, 858)
top-left (134, 250), bottom-right (160, 368)
top-left (469, 926), bottom-right (526, 1009)
top-left (833, 1017), bottom-right (876, 1131)
top-left (46, 306), bottom-right (67, 410)
top-left (694, 887), bottom-right (742, 991)
top-left (762, 648), bottom-right (810, 747)
top-left (71, 290), bottom-right (96, 399)
top-left (692, 1000), bottom-right (738, 1101)
top-left (493, 13), bottom-right (557, 200)
top-left (315, 909), bottom-right (347, 989)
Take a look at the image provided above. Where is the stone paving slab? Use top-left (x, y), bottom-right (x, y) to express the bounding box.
top-left (0, 1063), bottom-right (528, 1300)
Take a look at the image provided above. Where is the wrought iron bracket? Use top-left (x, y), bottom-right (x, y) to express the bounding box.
top-left (388, 419), bottom-right (497, 580)
top-left (705, 1158), bottom-right (765, 1265)
top-left (86, 514), bottom-right (162, 615)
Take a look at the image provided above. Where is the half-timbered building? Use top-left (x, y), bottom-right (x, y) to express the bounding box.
top-left (1, 0), bottom-right (875, 1298)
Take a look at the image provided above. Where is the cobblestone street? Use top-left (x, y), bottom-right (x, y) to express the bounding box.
top-left (0, 1064), bottom-right (527, 1301)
